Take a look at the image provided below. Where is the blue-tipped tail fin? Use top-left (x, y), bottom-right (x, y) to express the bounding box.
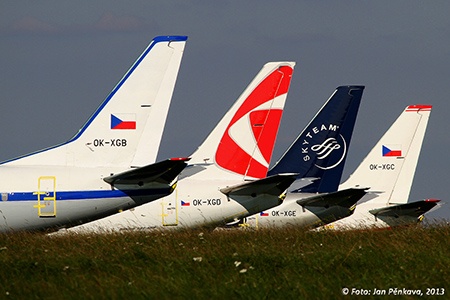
top-left (5, 36), bottom-right (187, 168)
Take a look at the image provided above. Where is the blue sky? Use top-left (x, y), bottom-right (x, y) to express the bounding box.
top-left (1, 1), bottom-right (449, 221)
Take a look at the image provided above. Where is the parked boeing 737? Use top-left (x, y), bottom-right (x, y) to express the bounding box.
top-left (323, 104), bottom-right (440, 229)
top-left (69, 61), bottom-right (298, 232)
top-left (231, 85), bottom-right (366, 228)
top-left (0, 35), bottom-right (188, 232)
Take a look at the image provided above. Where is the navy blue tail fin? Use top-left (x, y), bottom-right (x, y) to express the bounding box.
top-left (267, 86), bottom-right (364, 193)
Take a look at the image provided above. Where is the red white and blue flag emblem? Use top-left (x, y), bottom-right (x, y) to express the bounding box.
top-left (260, 211), bottom-right (269, 217)
top-left (382, 145), bottom-right (402, 157)
top-left (111, 114), bottom-right (136, 130)
top-left (181, 201), bottom-right (190, 207)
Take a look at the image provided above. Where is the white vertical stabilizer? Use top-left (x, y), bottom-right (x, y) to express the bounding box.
top-left (5, 36), bottom-right (187, 168)
top-left (340, 105), bottom-right (432, 205)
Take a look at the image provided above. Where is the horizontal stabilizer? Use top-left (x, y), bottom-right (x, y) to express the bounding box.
top-left (103, 158), bottom-right (190, 187)
top-left (297, 188), bottom-right (368, 209)
top-left (220, 173), bottom-right (298, 197)
top-left (369, 199), bottom-right (441, 218)
top-left (288, 177), bottom-right (318, 193)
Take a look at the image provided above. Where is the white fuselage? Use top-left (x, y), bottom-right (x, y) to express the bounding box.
top-left (238, 193), bottom-right (322, 228)
top-left (71, 166), bottom-right (284, 232)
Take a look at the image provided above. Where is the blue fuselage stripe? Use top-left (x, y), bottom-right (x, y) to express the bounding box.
top-left (4, 188), bottom-right (170, 201)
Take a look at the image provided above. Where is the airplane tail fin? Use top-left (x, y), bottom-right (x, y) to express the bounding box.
top-left (268, 86), bottom-right (364, 193)
top-left (340, 105), bottom-right (432, 205)
top-left (189, 62), bottom-right (295, 180)
top-left (9, 36), bottom-right (187, 168)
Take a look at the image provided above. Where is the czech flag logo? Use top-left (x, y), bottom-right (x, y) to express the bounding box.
top-left (260, 211), bottom-right (269, 217)
top-left (181, 201), bottom-right (190, 207)
top-left (111, 114), bottom-right (136, 130)
top-left (382, 145), bottom-right (402, 157)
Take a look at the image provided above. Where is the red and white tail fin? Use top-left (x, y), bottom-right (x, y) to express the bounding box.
top-left (6, 36), bottom-right (187, 168)
top-left (189, 62), bottom-right (295, 180)
top-left (340, 105), bottom-right (432, 205)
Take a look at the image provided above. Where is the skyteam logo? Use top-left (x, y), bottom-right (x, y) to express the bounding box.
top-left (302, 124), bottom-right (347, 170)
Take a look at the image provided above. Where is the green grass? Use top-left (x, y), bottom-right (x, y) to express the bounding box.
top-left (0, 224), bottom-right (448, 299)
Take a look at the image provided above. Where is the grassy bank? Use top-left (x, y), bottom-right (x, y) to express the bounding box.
top-left (0, 224), bottom-right (448, 299)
